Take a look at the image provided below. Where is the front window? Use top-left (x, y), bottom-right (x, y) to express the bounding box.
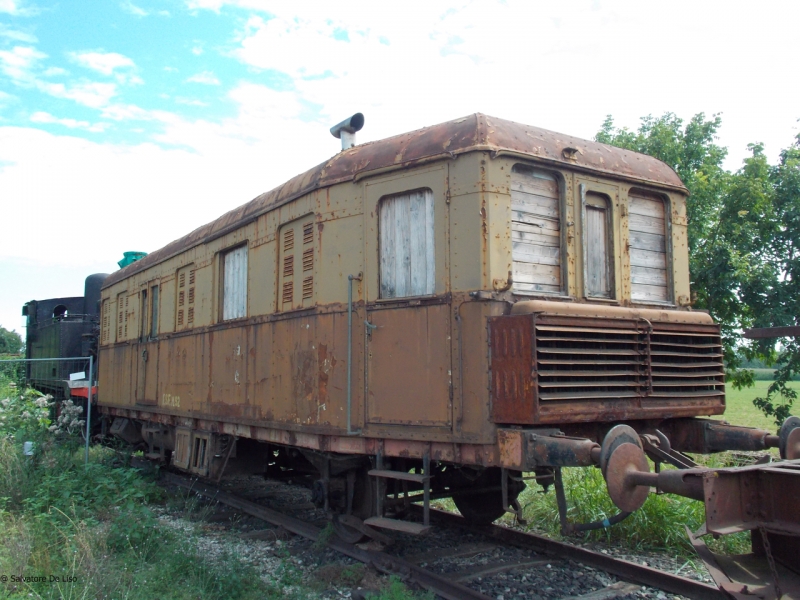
top-left (582, 188), bottom-right (614, 299)
top-left (379, 188), bottom-right (435, 299)
top-left (511, 165), bottom-right (562, 294)
top-left (629, 190), bottom-right (670, 303)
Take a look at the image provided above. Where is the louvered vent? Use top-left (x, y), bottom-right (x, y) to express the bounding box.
top-left (490, 314), bottom-right (725, 424)
top-left (302, 276), bottom-right (313, 299)
top-left (187, 307), bottom-right (194, 325)
top-left (284, 229), bottom-right (294, 252)
top-left (303, 222), bottom-right (314, 245)
top-left (282, 281), bottom-right (293, 304)
top-left (650, 326), bottom-right (724, 398)
top-left (283, 255), bottom-right (294, 277)
top-left (534, 319), bottom-right (651, 401)
top-left (303, 248), bottom-right (313, 271)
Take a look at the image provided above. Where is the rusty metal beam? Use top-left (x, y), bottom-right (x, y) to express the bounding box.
top-left (744, 326), bottom-right (800, 339)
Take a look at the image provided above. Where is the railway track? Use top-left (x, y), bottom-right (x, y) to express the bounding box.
top-left (159, 471), bottom-right (725, 600)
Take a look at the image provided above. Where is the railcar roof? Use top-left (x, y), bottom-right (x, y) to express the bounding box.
top-left (104, 113), bottom-right (686, 288)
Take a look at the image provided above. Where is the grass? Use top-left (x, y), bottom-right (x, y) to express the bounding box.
top-left (717, 379), bottom-right (800, 432)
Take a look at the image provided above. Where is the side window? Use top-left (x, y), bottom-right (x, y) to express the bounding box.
top-left (629, 190), bottom-right (670, 303)
top-left (150, 284), bottom-right (159, 337)
top-left (510, 165), bottom-right (562, 294)
top-left (379, 188), bottom-right (434, 299)
top-left (278, 215), bottom-right (315, 310)
top-left (139, 288), bottom-right (149, 342)
top-left (582, 189), bottom-right (614, 299)
top-left (176, 265), bottom-right (196, 330)
top-left (222, 245), bottom-right (248, 320)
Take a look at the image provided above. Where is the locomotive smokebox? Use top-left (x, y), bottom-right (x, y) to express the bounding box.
top-left (330, 113), bottom-right (364, 151)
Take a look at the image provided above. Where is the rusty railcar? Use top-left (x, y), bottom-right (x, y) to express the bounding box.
top-left (99, 114), bottom-right (799, 551)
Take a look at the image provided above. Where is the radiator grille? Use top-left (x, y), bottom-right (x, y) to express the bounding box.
top-left (490, 313), bottom-right (725, 423)
top-left (534, 318), bottom-right (724, 401)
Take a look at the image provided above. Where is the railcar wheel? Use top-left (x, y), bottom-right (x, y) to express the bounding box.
top-left (451, 467), bottom-right (523, 525)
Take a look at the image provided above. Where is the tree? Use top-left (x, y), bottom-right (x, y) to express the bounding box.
top-left (0, 326), bottom-right (23, 355)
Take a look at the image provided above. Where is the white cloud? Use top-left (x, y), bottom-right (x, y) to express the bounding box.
top-left (42, 66), bottom-right (67, 76)
top-left (120, 1), bottom-right (147, 16)
top-left (36, 80), bottom-right (117, 109)
top-left (0, 0), bottom-right (32, 16)
top-left (69, 50), bottom-right (135, 75)
top-left (186, 70), bottom-right (219, 85)
top-left (191, 45), bottom-right (203, 56)
top-left (30, 110), bottom-right (107, 132)
top-left (0, 24), bottom-right (36, 42)
top-left (0, 45), bottom-right (46, 80)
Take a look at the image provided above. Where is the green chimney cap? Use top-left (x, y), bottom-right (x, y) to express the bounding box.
top-left (118, 251), bottom-right (148, 269)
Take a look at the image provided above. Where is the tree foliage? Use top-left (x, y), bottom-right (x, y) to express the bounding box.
top-left (597, 114), bottom-right (800, 424)
top-left (0, 326), bottom-right (23, 355)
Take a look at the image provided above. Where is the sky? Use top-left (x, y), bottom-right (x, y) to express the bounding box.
top-left (1, 0), bottom-right (798, 337)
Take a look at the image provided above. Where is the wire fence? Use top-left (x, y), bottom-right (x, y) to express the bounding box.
top-left (0, 356), bottom-right (95, 464)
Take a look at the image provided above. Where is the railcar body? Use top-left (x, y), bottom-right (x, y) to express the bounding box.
top-left (97, 115), bottom-right (799, 543)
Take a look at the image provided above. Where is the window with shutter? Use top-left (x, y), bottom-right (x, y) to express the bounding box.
top-left (176, 265), bottom-right (196, 330)
top-left (222, 245), bottom-right (248, 320)
top-left (379, 189), bottom-right (434, 299)
top-left (150, 284), bottom-right (159, 338)
top-left (511, 166), bottom-right (562, 294)
top-left (582, 190), bottom-right (614, 299)
top-left (629, 190), bottom-right (670, 303)
top-left (278, 215), bottom-right (315, 310)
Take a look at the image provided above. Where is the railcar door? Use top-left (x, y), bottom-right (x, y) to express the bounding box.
top-left (135, 285), bottom-right (160, 405)
top-left (365, 183), bottom-right (452, 428)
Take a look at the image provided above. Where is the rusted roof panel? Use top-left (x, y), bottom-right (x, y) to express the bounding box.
top-left (105, 113), bottom-right (685, 288)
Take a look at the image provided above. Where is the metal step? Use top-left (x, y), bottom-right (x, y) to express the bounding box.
top-left (364, 517), bottom-right (431, 535)
top-left (368, 469), bottom-right (430, 483)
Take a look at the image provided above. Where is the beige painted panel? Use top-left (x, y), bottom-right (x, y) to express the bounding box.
top-left (367, 304), bottom-right (451, 426)
top-left (159, 335), bottom-right (200, 413)
top-left (209, 326), bottom-right (248, 414)
top-left (249, 241), bottom-right (276, 317)
top-left (315, 214), bottom-right (364, 304)
top-left (159, 278), bottom-right (175, 333)
top-left (449, 191), bottom-right (483, 291)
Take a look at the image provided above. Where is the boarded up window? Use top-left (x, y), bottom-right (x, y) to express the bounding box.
top-left (176, 265), bottom-right (196, 330)
top-left (150, 284), bottom-right (159, 337)
top-left (583, 191), bottom-right (614, 298)
top-left (379, 189), bottom-right (435, 299)
top-left (511, 166), bottom-right (562, 294)
top-left (629, 190), bottom-right (669, 303)
top-left (222, 245), bottom-right (248, 320)
top-left (278, 215), bottom-right (315, 310)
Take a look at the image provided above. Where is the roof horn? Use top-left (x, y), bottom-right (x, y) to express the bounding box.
top-left (330, 113), bottom-right (364, 151)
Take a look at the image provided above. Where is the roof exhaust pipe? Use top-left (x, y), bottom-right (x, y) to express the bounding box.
top-left (330, 113), bottom-right (364, 151)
